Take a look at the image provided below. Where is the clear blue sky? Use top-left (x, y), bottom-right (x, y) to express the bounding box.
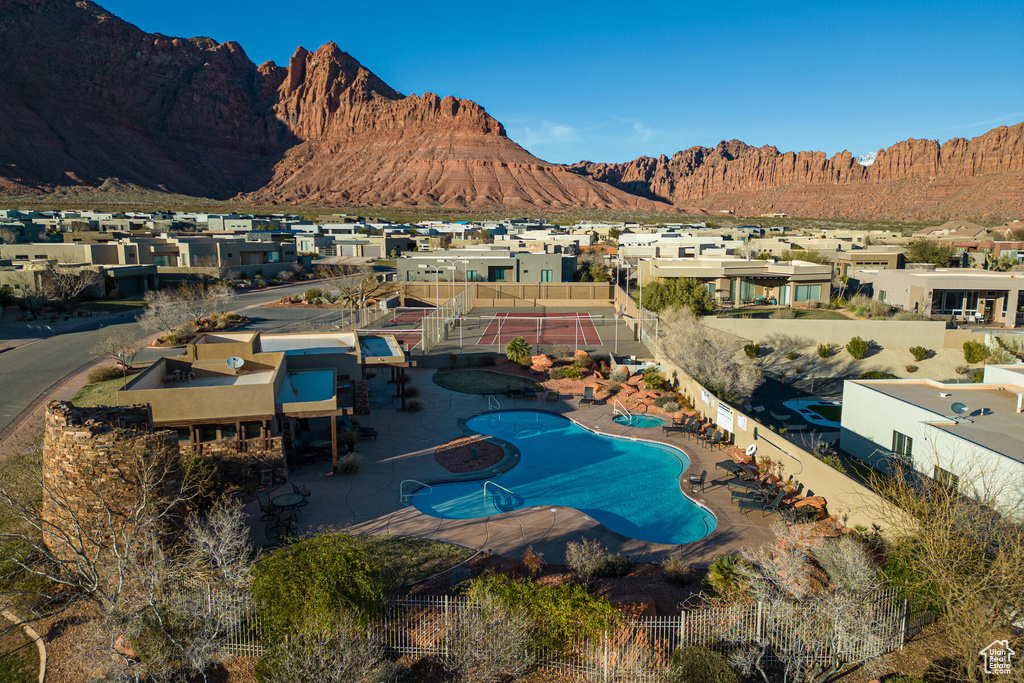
top-left (100, 0), bottom-right (1024, 165)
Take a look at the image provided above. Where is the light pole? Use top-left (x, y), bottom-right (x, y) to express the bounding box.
top-left (443, 258), bottom-right (468, 302)
top-left (637, 259), bottom-right (644, 343)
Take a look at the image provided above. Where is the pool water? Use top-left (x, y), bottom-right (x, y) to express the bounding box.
top-left (782, 398), bottom-right (842, 428)
top-left (412, 411), bottom-right (716, 545)
top-left (360, 336), bottom-right (398, 357)
top-left (613, 414), bottom-right (666, 428)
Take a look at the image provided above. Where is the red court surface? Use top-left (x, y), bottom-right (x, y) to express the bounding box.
top-left (475, 312), bottom-right (601, 346)
top-left (383, 308), bottom-right (435, 327)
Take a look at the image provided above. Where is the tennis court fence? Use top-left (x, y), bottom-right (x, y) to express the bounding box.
top-left (421, 285), bottom-right (474, 351)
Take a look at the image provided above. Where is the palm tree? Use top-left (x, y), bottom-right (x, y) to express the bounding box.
top-left (505, 336), bottom-right (532, 365)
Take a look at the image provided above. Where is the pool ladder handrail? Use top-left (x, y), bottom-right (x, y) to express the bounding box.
top-left (487, 395), bottom-right (501, 411)
top-left (613, 400), bottom-right (632, 420)
top-left (483, 480), bottom-right (515, 508)
top-left (399, 479), bottom-right (433, 505)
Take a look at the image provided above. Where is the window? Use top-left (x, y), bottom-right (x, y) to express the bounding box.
top-left (219, 424), bottom-right (237, 440)
top-left (198, 425), bottom-right (217, 442)
top-left (879, 290), bottom-right (886, 302)
top-left (244, 422), bottom-right (262, 439)
top-left (541, 269), bottom-right (553, 282)
top-left (794, 284), bottom-right (822, 302)
top-left (933, 466), bottom-right (959, 492)
top-left (466, 270), bottom-right (477, 281)
top-left (153, 254), bottom-right (171, 267)
top-left (891, 430), bottom-right (913, 460)
top-left (176, 428), bottom-right (191, 444)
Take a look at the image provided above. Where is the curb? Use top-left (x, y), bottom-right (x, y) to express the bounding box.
top-left (2, 609), bottom-right (45, 683)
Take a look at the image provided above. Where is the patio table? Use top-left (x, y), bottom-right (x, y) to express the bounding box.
top-left (272, 493), bottom-right (306, 512)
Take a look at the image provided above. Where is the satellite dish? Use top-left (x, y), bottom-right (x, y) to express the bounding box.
top-left (969, 407), bottom-right (992, 417)
top-left (226, 356), bottom-right (245, 374)
top-left (950, 402), bottom-right (969, 415)
top-left (745, 444), bottom-right (758, 457)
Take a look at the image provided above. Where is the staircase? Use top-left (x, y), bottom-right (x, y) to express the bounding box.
top-left (353, 381), bottom-right (370, 416)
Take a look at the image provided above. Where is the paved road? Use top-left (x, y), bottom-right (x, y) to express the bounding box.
top-left (0, 282), bottom-right (349, 432)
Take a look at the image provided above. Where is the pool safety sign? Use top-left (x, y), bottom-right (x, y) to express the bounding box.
top-left (717, 403), bottom-right (734, 433)
top-left (700, 388), bottom-right (710, 405)
top-left (737, 413), bottom-right (748, 432)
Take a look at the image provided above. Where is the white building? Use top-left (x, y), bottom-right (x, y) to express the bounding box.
top-left (840, 366), bottom-right (1024, 517)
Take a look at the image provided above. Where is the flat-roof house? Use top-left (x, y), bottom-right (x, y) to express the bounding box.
top-left (840, 366), bottom-right (1024, 518)
top-left (638, 256), bottom-right (833, 306)
top-left (398, 249), bottom-right (577, 283)
top-left (118, 330), bottom-right (412, 477)
top-left (848, 268), bottom-right (1024, 327)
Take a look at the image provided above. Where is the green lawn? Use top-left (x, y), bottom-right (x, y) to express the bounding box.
top-left (808, 404), bottom-right (842, 422)
top-left (363, 535), bottom-right (474, 588)
top-left (715, 307), bottom-right (850, 320)
top-left (433, 369), bottom-right (544, 395)
top-left (79, 300), bottom-right (148, 313)
top-left (71, 372), bottom-right (140, 407)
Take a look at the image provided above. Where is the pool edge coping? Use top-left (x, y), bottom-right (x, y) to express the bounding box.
top-left (409, 407), bottom-right (720, 546)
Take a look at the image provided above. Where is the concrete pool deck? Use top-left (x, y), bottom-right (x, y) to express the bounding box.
top-left (246, 368), bottom-right (774, 565)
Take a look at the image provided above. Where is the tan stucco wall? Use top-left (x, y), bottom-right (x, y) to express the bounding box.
top-left (702, 317), bottom-right (953, 349)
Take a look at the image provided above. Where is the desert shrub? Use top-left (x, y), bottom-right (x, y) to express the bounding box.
top-left (667, 647), bottom-right (740, 683)
top-left (160, 326), bottom-right (195, 345)
top-left (87, 365), bottom-right (123, 383)
top-left (595, 553), bottom-right (633, 578)
top-left (962, 340), bottom-right (989, 364)
top-left (642, 366), bottom-right (665, 389)
top-left (565, 537), bottom-right (606, 585)
top-left (833, 296), bottom-right (847, 308)
top-left (786, 351), bottom-right (799, 361)
top-left (522, 546), bottom-right (545, 576)
top-left (860, 371), bottom-right (897, 379)
top-left (605, 381), bottom-right (621, 395)
top-left (705, 554), bottom-right (744, 599)
top-left (548, 367), bottom-right (567, 380)
top-left (550, 344), bottom-right (573, 359)
top-left (339, 452), bottom-right (362, 475)
top-left (404, 399), bottom-right (423, 412)
top-left (609, 367), bottom-right (629, 383)
top-left (891, 310), bottom-right (925, 321)
top-left (743, 343), bottom-right (761, 359)
top-left (463, 574), bottom-right (619, 652)
top-left (905, 364), bottom-right (919, 373)
top-left (662, 555), bottom-right (692, 583)
top-left (505, 336), bottom-right (532, 365)
top-left (402, 386), bottom-right (420, 398)
top-left (304, 287), bottom-right (322, 301)
top-left (805, 299), bottom-right (822, 309)
top-left (868, 300), bottom-right (892, 317)
top-left (251, 533), bottom-right (383, 639)
top-left (816, 343), bottom-right (837, 359)
top-left (660, 401), bottom-right (681, 413)
top-left (955, 364), bottom-right (969, 375)
top-left (821, 454), bottom-right (848, 474)
top-left (770, 308), bottom-right (796, 319)
top-left (970, 368), bottom-right (985, 383)
top-left (552, 366), bottom-right (582, 380)
top-left (653, 395), bottom-right (676, 408)
top-left (846, 336), bottom-right (870, 360)
top-left (909, 345), bottom-right (930, 361)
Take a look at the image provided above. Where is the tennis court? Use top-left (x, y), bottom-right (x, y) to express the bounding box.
top-left (381, 306), bottom-right (436, 327)
top-left (473, 312), bottom-right (602, 347)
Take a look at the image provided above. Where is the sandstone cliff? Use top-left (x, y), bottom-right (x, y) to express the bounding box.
top-left (569, 124), bottom-right (1024, 219)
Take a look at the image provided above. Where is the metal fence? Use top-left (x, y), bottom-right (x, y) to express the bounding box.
top-left (421, 285), bottom-right (474, 351)
top-left (330, 304), bottom-right (390, 331)
top-left (615, 284), bottom-right (660, 352)
top-left (187, 587), bottom-right (913, 678)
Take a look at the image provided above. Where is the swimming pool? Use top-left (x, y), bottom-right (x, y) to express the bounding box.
top-left (412, 411), bottom-right (716, 545)
top-left (782, 398), bottom-right (842, 428)
top-left (613, 414), bottom-right (666, 428)
top-left (360, 335), bottom-right (399, 358)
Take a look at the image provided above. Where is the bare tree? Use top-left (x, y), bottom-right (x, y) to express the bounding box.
top-left (728, 524), bottom-right (902, 683)
top-left (258, 616), bottom-right (392, 683)
top-left (655, 307), bottom-right (762, 401)
top-left (0, 433), bottom-right (252, 682)
top-left (870, 450), bottom-right (1024, 681)
top-left (139, 290), bottom-right (194, 337)
top-left (0, 226), bottom-right (17, 244)
top-left (46, 260), bottom-right (101, 303)
top-left (446, 591), bottom-right (538, 681)
top-left (170, 281), bottom-right (235, 324)
top-left (317, 262), bottom-right (398, 308)
top-left (90, 328), bottom-right (146, 368)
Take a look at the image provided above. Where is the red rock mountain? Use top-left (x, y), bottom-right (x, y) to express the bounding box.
top-left (0, 0), bottom-right (1020, 218)
top-left (0, 0), bottom-right (656, 210)
top-left (569, 124), bottom-right (1024, 219)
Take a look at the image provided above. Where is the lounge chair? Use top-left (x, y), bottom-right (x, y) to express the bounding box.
top-left (291, 482), bottom-right (311, 498)
top-left (737, 490), bottom-right (788, 517)
top-left (579, 386), bottom-right (595, 407)
top-left (483, 385), bottom-right (511, 397)
top-left (357, 426), bottom-right (378, 441)
top-left (724, 476), bottom-right (773, 492)
top-left (662, 424), bottom-right (684, 435)
top-left (730, 485), bottom-right (781, 504)
top-left (522, 386), bottom-right (537, 399)
top-left (688, 469), bottom-right (708, 493)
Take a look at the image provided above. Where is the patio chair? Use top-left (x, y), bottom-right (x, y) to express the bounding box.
top-left (522, 386), bottom-right (537, 400)
top-left (737, 489), bottom-right (788, 517)
top-left (291, 482), bottom-right (312, 504)
top-left (730, 485), bottom-right (781, 504)
top-left (483, 385), bottom-right (511, 397)
top-left (715, 460), bottom-right (745, 475)
top-left (708, 432), bottom-right (722, 449)
top-left (688, 469), bottom-right (708, 493)
top-left (258, 500), bottom-right (277, 522)
top-left (579, 386), bottom-right (595, 407)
